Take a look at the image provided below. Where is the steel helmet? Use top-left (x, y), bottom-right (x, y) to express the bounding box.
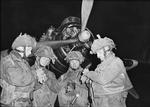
top-left (35, 45), bottom-right (57, 64)
top-left (65, 51), bottom-right (84, 64)
top-left (91, 34), bottom-right (116, 54)
top-left (12, 33), bottom-right (37, 49)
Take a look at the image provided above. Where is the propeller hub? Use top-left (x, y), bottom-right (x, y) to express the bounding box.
top-left (79, 30), bottom-right (91, 42)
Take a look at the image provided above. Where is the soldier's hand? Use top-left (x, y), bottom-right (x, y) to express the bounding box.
top-left (80, 75), bottom-right (88, 84)
top-left (83, 68), bottom-right (89, 74)
top-left (36, 68), bottom-right (47, 83)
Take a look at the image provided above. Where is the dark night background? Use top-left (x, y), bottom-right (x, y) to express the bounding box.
top-left (1, 0), bottom-right (150, 107)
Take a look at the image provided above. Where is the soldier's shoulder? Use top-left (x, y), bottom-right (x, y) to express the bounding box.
top-left (114, 57), bottom-right (123, 63)
top-left (1, 54), bottom-right (15, 66)
top-left (114, 57), bottom-right (125, 67)
top-left (0, 49), bottom-right (9, 58)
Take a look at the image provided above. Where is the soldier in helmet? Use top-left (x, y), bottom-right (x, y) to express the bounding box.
top-left (81, 34), bottom-right (133, 107)
top-left (0, 33), bottom-right (37, 107)
top-left (32, 45), bottom-right (59, 107)
top-left (58, 51), bottom-right (89, 107)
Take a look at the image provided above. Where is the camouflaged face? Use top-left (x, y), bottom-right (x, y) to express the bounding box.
top-left (35, 45), bottom-right (57, 64)
top-left (65, 51), bottom-right (84, 64)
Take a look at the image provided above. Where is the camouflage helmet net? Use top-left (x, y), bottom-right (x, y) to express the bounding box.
top-left (35, 45), bottom-right (57, 64)
top-left (91, 34), bottom-right (116, 54)
top-left (65, 51), bottom-right (84, 63)
top-left (12, 33), bottom-right (36, 49)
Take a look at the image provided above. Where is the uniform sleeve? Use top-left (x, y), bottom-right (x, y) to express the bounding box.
top-left (0, 57), bottom-right (17, 83)
top-left (85, 58), bottom-right (125, 85)
top-left (46, 71), bottom-right (61, 93)
top-left (1, 57), bottom-right (34, 86)
top-left (84, 71), bottom-right (101, 84)
top-left (0, 59), bottom-right (4, 80)
top-left (0, 57), bottom-right (10, 80)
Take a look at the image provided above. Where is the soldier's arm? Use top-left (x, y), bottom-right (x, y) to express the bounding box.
top-left (85, 58), bottom-right (124, 85)
top-left (100, 58), bottom-right (126, 84)
top-left (84, 71), bottom-right (100, 83)
top-left (46, 71), bottom-right (62, 93)
top-left (6, 66), bottom-right (34, 86)
top-left (1, 57), bottom-right (33, 87)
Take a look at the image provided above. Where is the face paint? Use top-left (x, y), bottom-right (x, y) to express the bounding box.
top-left (25, 47), bottom-right (32, 57)
top-left (96, 49), bottom-right (105, 61)
top-left (104, 46), bottom-right (110, 51)
top-left (18, 52), bottom-right (24, 57)
top-left (70, 59), bottom-right (80, 70)
top-left (16, 47), bottom-right (24, 57)
top-left (16, 47), bottom-right (24, 51)
top-left (40, 57), bottom-right (50, 67)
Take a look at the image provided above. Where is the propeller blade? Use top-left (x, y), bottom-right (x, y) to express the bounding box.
top-left (35, 39), bottom-right (78, 50)
top-left (81, 0), bottom-right (94, 32)
top-left (124, 59), bottom-right (139, 71)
